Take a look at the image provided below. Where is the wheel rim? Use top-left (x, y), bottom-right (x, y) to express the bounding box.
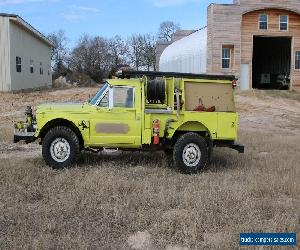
top-left (50, 138), bottom-right (71, 163)
top-left (182, 143), bottom-right (201, 167)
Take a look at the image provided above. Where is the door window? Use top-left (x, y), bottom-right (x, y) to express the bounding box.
top-left (113, 87), bottom-right (134, 108)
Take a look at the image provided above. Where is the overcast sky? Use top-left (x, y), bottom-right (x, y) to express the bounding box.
top-left (0, 0), bottom-right (232, 46)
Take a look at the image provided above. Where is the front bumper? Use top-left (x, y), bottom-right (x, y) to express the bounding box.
top-left (14, 132), bottom-right (36, 144)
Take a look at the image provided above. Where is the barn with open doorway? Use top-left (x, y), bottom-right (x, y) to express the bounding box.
top-left (252, 36), bottom-right (291, 89)
top-left (207, 0), bottom-right (300, 90)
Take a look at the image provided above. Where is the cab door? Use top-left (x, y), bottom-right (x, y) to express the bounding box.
top-left (90, 86), bottom-right (141, 147)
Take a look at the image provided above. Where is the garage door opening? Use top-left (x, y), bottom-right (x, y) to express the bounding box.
top-left (252, 36), bottom-right (291, 90)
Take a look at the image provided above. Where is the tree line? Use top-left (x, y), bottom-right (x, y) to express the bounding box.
top-left (48, 21), bottom-right (180, 83)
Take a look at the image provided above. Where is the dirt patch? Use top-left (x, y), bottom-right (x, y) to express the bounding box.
top-left (0, 142), bottom-right (41, 160)
top-left (236, 90), bottom-right (300, 135)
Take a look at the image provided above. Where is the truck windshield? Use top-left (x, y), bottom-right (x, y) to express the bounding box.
top-left (89, 83), bottom-right (109, 105)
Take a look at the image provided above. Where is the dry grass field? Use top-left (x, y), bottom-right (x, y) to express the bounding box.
top-left (0, 88), bottom-right (299, 249)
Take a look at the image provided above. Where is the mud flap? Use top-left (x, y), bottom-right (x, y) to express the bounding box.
top-left (230, 142), bottom-right (245, 154)
top-left (206, 137), bottom-right (214, 164)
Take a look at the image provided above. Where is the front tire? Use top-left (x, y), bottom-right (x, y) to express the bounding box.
top-left (42, 126), bottom-right (80, 169)
top-left (173, 133), bottom-right (208, 174)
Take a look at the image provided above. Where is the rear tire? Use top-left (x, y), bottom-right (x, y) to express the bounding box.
top-left (42, 126), bottom-right (80, 169)
top-left (173, 133), bottom-right (208, 174)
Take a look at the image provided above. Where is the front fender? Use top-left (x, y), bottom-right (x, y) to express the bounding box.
top-left (36, 116), bottom-right (89, 148)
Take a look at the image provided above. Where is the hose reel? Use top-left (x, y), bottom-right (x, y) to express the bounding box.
top-left (147, 79), bottom-right (165, 104)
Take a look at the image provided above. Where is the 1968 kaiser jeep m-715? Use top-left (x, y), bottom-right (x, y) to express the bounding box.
top-left (14, 71), bottom-right (244, 174)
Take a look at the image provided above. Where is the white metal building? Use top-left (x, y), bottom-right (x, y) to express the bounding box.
top-left (0, 14), bottom-right (53, 91)
top-left (159, 27), bottom-right (207, 74)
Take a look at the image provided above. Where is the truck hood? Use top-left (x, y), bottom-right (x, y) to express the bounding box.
top-left (36, 103), bottom-right (86, 113)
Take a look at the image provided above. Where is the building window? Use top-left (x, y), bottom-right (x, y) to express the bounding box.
top-left (222, 46), bottom-right (233, 69)
top-left (40, 62), bottom-right (43, 75)
top-left (280, 15), bottom-right (288, 31)
top-left (295, 51), bottom-right (300, 70)
top-left (30, 59), bottom-right (34, 74)
top-left (259, 14), bottom-right (268, 30)
top-left (16, 57), bottom-right (22, 72)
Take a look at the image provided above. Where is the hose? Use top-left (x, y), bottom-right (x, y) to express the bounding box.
top-left (147, 79), bottom-right (165, 104)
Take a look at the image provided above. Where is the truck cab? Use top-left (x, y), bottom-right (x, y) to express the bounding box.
top-left (14, 71), bottom-right (244, 174)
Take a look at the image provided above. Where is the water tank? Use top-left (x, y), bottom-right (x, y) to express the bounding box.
top-left (159, 27), bottom-right (207, 74)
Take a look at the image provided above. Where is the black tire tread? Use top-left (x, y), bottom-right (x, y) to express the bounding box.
top-left (42, 126), bottom-right (80, 169)
top-left (173, 132), bottom-right (208, 174)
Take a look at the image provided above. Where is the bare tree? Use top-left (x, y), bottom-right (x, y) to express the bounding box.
top-left (128, 34), bottom-right (146, 70)
top-left (158, 21), bottom-right (180, 41)
top-left (67, 25), bottom-right (162, 81)
top-left (68, 34), bottom-right (113, 82)
top-left (90, 36), bottom-right (113, 78)
top-left (68, 34), bottom-right (90, 72)
top-left (143, 34), bottom-right (156, 71)
top-left (108, 36), bottom-right (129, 70)
top-left (127, 34), bottom-right (157, 71)
top-left (47, 30), bottom-right (69, 75)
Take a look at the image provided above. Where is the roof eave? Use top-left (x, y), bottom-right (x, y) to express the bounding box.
top-left (9, 15), bottom-right (54, 47)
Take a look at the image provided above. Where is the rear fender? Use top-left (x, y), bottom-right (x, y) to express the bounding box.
top-left (169, 121), bottom-right (211, 142)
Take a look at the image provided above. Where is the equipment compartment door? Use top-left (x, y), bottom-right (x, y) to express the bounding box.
top-left (217, 113), bottom-right (238, 140)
